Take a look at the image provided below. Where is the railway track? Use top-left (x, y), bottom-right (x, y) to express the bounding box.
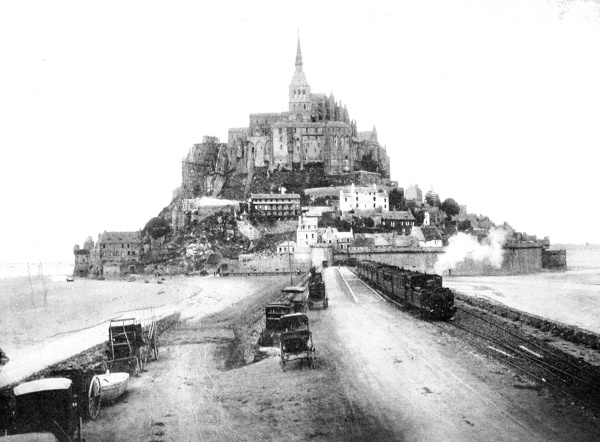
top-left (441, 303), bottom-right (600, 414)
top-left (346, 266), bottom-right (600, 414)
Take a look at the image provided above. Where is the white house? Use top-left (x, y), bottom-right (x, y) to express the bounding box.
top-left (296, 214), bottom-right (319, 248)
top-left (339, 183), bottom-right (389, 213)
top-left (276, 240), bottom-right (296, 254)
top-left (317, 227), bottom-right (354, 250)
top-left (336, 230), bottom-right (354, 250)
top-left (411, 226), bottom-right (443, 248)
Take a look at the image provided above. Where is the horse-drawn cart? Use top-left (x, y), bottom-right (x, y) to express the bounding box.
top-left (279, 313), bottom-right (316, 371)
top-left (107, 307), bottom-right (158, 376)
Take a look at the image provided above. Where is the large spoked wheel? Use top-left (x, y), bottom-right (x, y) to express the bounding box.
top-left (87, 375), bottom-right (102, 420)
top-left (152, 334), bottom-right (159, 361)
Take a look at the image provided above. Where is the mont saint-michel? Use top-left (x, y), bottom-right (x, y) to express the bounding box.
top-left (179, 36), bottom-right (391, 202)
top-left (2, 31), bottom-right (600, 442)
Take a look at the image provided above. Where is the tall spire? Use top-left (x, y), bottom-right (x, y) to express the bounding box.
top-left (295, 31), bottom-right (303, 68)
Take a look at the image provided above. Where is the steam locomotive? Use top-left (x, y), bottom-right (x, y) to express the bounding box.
top-left (307, 266), bottom-right (328, 309)
top-left (356, 261), bottom-right (457, 320)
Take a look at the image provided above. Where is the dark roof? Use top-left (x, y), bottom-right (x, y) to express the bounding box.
top-left (382, 211), bottom-right (415, 221)
top-left (421, 226), bottom-right (443, 242)
top-left (250, 193), bottom-right (300, 200)
top-left (98, 231), bottom-right (141, 244)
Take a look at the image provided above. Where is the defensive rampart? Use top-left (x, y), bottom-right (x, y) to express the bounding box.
top-left (457, 293), bottom-right (600, 350)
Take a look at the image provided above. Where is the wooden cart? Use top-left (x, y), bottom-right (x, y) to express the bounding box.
top-left (279, 313), bottom-right (316, 371)
top-left (107, 307), bottom-right (158, 376)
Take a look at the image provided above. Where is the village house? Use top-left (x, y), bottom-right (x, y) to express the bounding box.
top-left (318, 227), bottom-right (354, 250)
top-left (411, 226), bottom-right (444, 248)
top-left (354, 233), bottom-right (391, 247)
top-left (336, 230), bottom-right (354, 250)
top-left (423, 207), bottom-right (446, 227)
top-left (381, 211), bottom-right (415, 235)
top-left (296, 214), bottom-right (319, 248)
top-left (249, 191), bottom-right (301, 218)
top-left (318, 227), bottom-right (339, 245)
top-left (405, 184), bottom-right (423, 203)
top-left (276, 240), bottom-right (297, 254)
top-left (339, 183), bottom-right (388, 214)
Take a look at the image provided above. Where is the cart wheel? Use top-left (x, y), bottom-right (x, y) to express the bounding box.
top-left (87, 375), bottom-right (102, 420)
top-left (152, 335), bottom-right (159, 361)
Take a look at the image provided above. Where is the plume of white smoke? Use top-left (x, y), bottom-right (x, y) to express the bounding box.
top-left (435, 227), bottom-right (508, 275)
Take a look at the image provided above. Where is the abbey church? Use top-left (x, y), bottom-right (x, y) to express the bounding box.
top-left (181, 37), bottom-right (392, 199)
top-left (227, 37), bottom-right (390, 176)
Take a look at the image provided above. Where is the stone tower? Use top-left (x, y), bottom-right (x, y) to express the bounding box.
top-left (289, 35), bottom-right (312, 123)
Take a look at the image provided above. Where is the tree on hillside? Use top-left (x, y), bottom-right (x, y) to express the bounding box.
top-left (388, 188), bottom-right (406, 211)
top-left (441, 198), bottom-right (460, 219)
top-left (412, 209), bottom-right (426, 226)
top-left (143, 217), bottom-right (172, 239)
top-left (457, 220), bottom-right (472, 233)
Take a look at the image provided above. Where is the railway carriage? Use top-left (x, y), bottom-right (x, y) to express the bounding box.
top-left (356, 261), bottom-right (456, 320)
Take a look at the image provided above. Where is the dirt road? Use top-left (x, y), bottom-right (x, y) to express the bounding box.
top-left (82, 268), bottom-right (600, 441)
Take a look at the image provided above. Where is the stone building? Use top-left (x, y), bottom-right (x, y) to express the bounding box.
top-left (249, 192), bottom-right (301, 218)
top-left (225, 37), bottom-right (390, 176)
top-left (411, 226), bottom-right (444, 248)
top-left (405, 184), bottom-right (423, 203)
top-left (381, 211), bottom-right (415, 235)
top-left (339, 183), bottom-right (389, 214)
top-left (296, 214), bottom-right (319, 248)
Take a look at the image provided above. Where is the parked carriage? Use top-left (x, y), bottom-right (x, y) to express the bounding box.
top-left (107, 307), bottom-right (159, 376)
top-left (279, 313), bottom-right (316, 371)
top-left (259, 302), bottom-right (294, 346)
top-left (281, 286), bottom-right (307, 313)
top-left (9, 378), bottom-right (86, 441)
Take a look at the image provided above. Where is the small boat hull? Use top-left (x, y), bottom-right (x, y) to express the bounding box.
top-left (98, 372), bottom-right (129, 402)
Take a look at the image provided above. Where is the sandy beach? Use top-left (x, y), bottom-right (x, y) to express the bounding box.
top-left (445, 268), bottom-right (600, 335)
top-left (0, 274), bottom-right (290, 387)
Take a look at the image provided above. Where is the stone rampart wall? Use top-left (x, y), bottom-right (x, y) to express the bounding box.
top-left (503, 245), bottom-right (542, 272)
top-left (542, 249), bottom-right (567, 269)
top-left (456, 293), bottom-right (600, 349)
top-left (238, 254), bottom-right (310, 272)
top-left (335, 248), bottom-right (442, 273)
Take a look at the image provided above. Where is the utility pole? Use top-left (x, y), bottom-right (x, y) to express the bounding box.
top-left (286, 233), bottom-right (293, 285)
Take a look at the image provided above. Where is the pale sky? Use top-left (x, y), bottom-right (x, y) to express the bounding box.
top-left (1, 0), bottom-right (599, 264)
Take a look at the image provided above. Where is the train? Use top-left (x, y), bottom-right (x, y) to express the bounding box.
top-left (356, 261), bottom-right (457, 320)
top-left (307, 266), bottom-right (328, 309)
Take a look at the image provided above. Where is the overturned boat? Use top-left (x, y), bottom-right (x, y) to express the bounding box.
top-left (97, 372), bottom-right (129, 403)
